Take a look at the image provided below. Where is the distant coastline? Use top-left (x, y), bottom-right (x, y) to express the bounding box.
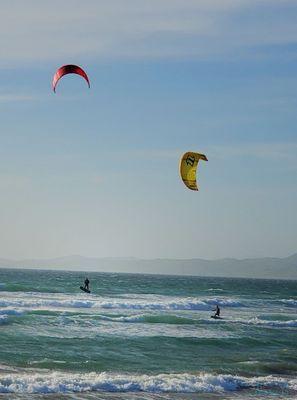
top-left (0, 253), bottom-right (296, 280)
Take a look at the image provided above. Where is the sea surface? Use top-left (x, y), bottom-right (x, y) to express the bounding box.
top-left (0, 268), bottom-right (296, 399)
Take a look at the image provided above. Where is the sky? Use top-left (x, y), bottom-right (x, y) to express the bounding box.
top-left (0, 0), bottom-right (296, 260)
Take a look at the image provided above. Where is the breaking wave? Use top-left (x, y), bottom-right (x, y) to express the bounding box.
top-left (247, 318), bottom-right (297, 328)
top-left (97, 314), bottom-right (197, 324)
top-left (0, 309), bottom-right (24, 325)
top-left (0, 294), bottom-right (243, 311)
top-left (0, 309), bottom-right (23, 316)
top-left (99, 297), bottom-right (242, 310)
top-left (279, 299), bottom-right (297, 307)
top-left (0, 370), bottom-right (295, 394)
top-left (0, 315), bottom-right (8, 325)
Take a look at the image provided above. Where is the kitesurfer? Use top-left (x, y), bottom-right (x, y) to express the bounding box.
top-left (84, 277), bottom-right (90, 291)
top-left (213, 304), bottom-right (220, 317)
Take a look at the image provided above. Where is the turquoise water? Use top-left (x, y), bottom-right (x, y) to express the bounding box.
top-left (0, 268), bottom-right (296, 399)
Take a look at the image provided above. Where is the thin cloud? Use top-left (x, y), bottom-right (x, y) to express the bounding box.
top-left (0, 93), bottom-right (36, 102)
top-left (210, 142), bottom-right (297, 167)
top-left (0, 1), bottom-right (297, 66)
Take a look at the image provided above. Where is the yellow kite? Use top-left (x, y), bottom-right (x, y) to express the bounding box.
top-left (179, 152), bottom-right (208, 191)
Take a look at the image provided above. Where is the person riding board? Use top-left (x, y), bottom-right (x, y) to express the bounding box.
top-left (213, 304), bottom-right (220, 318)
top-left (84, 277), bottom-right (90, 291)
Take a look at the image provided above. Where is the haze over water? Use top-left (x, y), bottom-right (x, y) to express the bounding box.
top-left (0, 268), bottom-right (296, 399)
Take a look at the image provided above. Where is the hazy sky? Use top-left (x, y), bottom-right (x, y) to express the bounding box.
top-left (0, 0), bottom-right (296, 260)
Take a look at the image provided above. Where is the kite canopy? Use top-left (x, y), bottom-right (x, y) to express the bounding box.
top-left (52, 65), bottom-right (90, 92)
top-left (179, 152), bottom-right (208, 191)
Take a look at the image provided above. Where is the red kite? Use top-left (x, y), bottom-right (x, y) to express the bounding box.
top-left (52, 65), bottom-right (90, 92)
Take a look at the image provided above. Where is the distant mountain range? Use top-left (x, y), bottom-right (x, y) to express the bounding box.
top-left (0, 254), bottom-right (296, 280)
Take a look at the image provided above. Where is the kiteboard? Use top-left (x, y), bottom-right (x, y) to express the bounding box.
top-left (211, 315), bottom-right (222, 319)
top-left (80, 286), bottom-right (91, 294)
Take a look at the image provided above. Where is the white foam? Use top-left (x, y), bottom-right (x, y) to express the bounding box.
top-left (0, 370), bottom-right (295, 394)
top-left (229, 317), bottom-right (297, 328)
top-left (97, 314), bottom-right (146, 323)
top-left (0, 292), bottom-right (243, 312)
top-left (98, 296), bottom-right (243, 311)
top-left (0, 298), bottom-right (93, 309)
top-left (0, 309), bottom-right (24, 324)
top-left (250, 318), bottom-right (297, 328)
top-left (0, 315), bottom-right (8, 324)
top-left (0, 308), bottom-right (24, 316)
top-left (280, 299), bottom-right (297, 307)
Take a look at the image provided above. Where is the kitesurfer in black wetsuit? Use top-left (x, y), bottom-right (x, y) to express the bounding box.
top-left (213, 304), bottom-right (220, 317)
top-left (84, 277), bottom-right (90, 291)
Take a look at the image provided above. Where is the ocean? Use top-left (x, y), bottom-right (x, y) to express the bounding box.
top-left (0, 268), bottom-right (296, 399)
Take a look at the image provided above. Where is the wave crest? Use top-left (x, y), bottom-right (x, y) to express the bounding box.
top-left (280, 299), bottom-right (297, 307)
top-left (0, 371), bottom-right (295, 394)
top-left (0, 294), bottom-right (243, 311)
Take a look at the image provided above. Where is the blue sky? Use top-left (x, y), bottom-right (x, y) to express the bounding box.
top-left (0, 1), bottom-right (296, 259)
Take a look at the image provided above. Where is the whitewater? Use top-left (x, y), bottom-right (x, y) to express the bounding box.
top-left (0, 268), bottom-right (296, 399)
